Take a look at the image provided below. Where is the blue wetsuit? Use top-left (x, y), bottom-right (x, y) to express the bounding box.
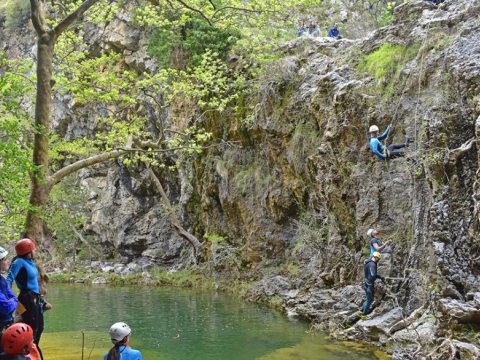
top-left (104, 346), bottom-right (142, 360)
top-left (6, 257), bottom-right (43, 344)
top-left (6, 258), bottom-right (40, 294)
top-left (0, 276), bottom-right (18, 330)
top-left (369, 237), bottom-right (382, 256)
top-left (369, 128), bottom-right (390, 159)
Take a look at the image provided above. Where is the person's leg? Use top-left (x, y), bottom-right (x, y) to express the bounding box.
top-left (387, 145), bottom-right (405, 158)
top-left (19, 292), bottom-right (41, 344)
top-left (389, 143), bottom-right (406, 150)
top-left (362, 285), bottom-right (375, 315)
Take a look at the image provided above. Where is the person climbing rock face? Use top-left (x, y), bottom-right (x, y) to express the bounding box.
top-left (359, 251), bottom-right (385, 317)
top-left (104, 322), bottom-right (142, 360)
top-left (368, 125), bottom-right (411, 159)
top-left (367, 229), bottom-right (390, 256)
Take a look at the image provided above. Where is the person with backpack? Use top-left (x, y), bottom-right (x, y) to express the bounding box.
top-left (104, 322), bottom-right (142, 360)
top-left (359, 251), bottom-right (385, 316)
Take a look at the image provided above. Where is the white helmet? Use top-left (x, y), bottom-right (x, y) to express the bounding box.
top-left (109, 322), bottom-right (131, 343)
top-left (369, 125), bottom-right (379, 133)
top-left (0, 247), bottom-right (8, 260)
top-left (367, 229), bottom-right (376, 237)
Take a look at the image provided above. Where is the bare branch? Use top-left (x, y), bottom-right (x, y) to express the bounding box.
top-left (147, 167), bottom-right (203, 260)
top-left (172, 0), bottom-right (213, 26)
top-left (446, 138), bottom-right (476, 164)
top-left (208, 0), bottom-right (216, 10)
top-left (53, 0), bottom-right (102, 39)
top-left (48, 149), bottom-right (128, 187)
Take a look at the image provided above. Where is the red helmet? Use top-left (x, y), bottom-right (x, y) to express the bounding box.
top-left (2, 323), bottom-right (33, 355)
top-left (15, 238), bottom-right (36, 256)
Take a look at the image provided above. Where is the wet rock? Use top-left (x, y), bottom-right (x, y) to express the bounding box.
top-left (438, 298), bottom-right (480, 324)
top-left (356, 307), bottom-right (404, 337)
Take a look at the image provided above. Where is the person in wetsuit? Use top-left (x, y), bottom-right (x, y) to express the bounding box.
top-left (105, 322), bottom-right (142, 360)
top-left (360, 251), bottom-right (385, 316)
top-left (6, 239), bottom-right (44, 345)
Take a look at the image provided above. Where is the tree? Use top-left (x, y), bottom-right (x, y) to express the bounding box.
top-left (13, 0), bottom-right (329, 256)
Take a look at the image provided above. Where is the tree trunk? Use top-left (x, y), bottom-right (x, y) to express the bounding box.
top-left (25, 29), bottom-right (55, 248)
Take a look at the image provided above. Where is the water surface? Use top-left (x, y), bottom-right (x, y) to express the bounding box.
top-left (41, 284), bottom-right (382, 360)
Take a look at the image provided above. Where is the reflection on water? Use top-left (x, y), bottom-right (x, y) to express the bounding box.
top-left (42, 284), bottom-right (382, 359)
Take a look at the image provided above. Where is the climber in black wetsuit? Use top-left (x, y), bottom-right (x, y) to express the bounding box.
top-left (360, 251), bottom-right (385, 316)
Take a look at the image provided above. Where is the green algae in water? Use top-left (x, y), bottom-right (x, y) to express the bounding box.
top-left (258, 335), bottom-right (387, 360)
top-left (41, 331), bottom-right (169, 360)
top-left (42, 285), bottom-right (384, 359)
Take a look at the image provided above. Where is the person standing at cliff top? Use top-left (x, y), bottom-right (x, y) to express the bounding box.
top-left (359, 251), bottom-right (385, 316)
top-left (367, 229), bottom-right (390, 256)
top-left (368, 125), bottom-right (411, 159)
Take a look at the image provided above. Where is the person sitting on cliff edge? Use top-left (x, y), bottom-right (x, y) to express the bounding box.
top-left (368, 125), bottom-right (412, 159)
top-left (327, 23), bottom-right (341, 39)
top-left (367, 228), bottom-right (390, 256)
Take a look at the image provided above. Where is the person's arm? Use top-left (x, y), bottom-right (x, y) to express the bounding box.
top-left (372, 239), bottom-right (389, 251)
top-left (0, 293), bottom-right (17, 316)
top-left (6, 260), bottom-right (22, 287)
top-left (369, 139), bottom-right (387, 159)
top-left (377, 126), bottom-right (390, 141)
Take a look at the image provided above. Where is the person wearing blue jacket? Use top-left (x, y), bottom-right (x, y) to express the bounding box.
top-left (105, 322), bottom-right (142, 360)
top-left (0, 246), bottom-right (17, 332)
top-left (368, 125), bottom-right (410, 159)
top-left (327, 24), bottom-right (341, 39)
top-left (6, 239), bottom-right (44, 345)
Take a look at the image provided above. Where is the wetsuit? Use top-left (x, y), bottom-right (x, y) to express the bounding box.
top-left (369, 237), bottom-right (383, 257)
top-left (360, 260), bottom-right (384, 315)
top-left (0, 276), bottom-right (17, 331)
top-left (6, 257), bottom-right (43, 345)
top-left (104, 345), bottom-right (143, 360)
top-left (369, 127), bottom-right (406, 159)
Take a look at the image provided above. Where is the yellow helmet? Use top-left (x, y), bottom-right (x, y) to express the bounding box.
top-left (372, 251), bottom-right (382, 259)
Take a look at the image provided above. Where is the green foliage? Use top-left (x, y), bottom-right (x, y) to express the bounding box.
top-left (0, 0), bottom-right (30, 31)
top-left (357, 42), bottom-right (420, 91)
top-left (204, 233), bottom-right (226, 242)
top-left (0, 52), bottom-right (35, 238)
top-left (148, 16), bottom-right (238, 68)
top-left (293, 210), bottom-right (327, 252)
